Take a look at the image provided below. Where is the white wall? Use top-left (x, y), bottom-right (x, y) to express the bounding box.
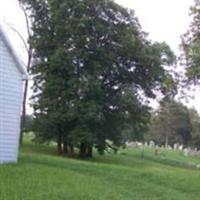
top-left (0, 36), bottom-right (23, 163)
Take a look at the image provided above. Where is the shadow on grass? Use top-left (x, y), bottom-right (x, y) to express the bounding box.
top-left (20, 142), bottom-right (200, 171)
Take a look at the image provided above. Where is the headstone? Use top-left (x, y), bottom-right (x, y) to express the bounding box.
top-left (173, 143), bottom-right (177, 150)
top-left (149, 140), bottom-right (155, 148)
top-left (179, 145), bottom-right (183, 151)
top-left (183, 148), bottom-right (188, 156)
top-left (136, 142), bottom-right (143, 148)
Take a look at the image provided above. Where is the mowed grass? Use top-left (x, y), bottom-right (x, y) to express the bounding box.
top-left (1, 142), bottom-right (200, 199)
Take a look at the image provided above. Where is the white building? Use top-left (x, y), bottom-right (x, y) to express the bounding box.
top-left (0, 26), bottom-right (28, 163)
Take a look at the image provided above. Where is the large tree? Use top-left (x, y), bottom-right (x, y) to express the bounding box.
top-left (20, 0), bottom-right (175, 157)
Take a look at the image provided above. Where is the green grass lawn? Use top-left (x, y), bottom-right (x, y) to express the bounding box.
top-left (1, 142), bottom-right (200, 200)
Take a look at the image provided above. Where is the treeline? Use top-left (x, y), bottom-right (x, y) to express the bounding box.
top-left (19, 0), bottom-right (176, 157)
top-left (148, 99), bottom-right (200, 149)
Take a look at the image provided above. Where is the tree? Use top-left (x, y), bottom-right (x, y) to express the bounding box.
top-left (180, 0), bottom-right (200, 148)
top-left (19, 4), bottom-right (33, 145)
top-left (181, 0), bottom-right (200, 84)
top-left (188, 108), bottom-right (200, 149)
top-left (149, 99), bottom-right (192, 147)
top-left (20, 0), bottom-right (176, 157)
top-left (8, 2), bottom-right (33, 145)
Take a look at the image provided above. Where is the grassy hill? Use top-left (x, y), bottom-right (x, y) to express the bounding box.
top-left (1, 142), bottom-right (200, 200)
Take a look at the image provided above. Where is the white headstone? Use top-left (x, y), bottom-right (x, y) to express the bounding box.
top-left (183, 148), bottom-right (188, 156)
top-left (149, 140), bottom-right (155, 148)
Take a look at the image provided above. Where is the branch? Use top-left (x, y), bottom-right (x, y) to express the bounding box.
top-left (4, 2), bottom-right (33, 67)
top-left (4, 22), bottom-right (29, 54)
top-left (19, 3), bottom-right (32, 38)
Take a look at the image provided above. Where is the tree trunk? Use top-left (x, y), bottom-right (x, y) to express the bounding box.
top-left (86, 147), bottom-right (93, 158)
top-left (68, 144), bottom-right (74, 157)
top-left (57, 135), bottom-right (63, 155)
top-left (165, 134), bottom-right (168, 148)
top-left (20, 79), bottom-right (29, 145)
top-left (79, 143), bottom-right (87, 158)
top-left (57, 142), bottom-right (62, 155)
top-left (63, 143), bottom-right (75, 157)
top-left (20, 51), bottom-right (32, 146)
top-left (63, 142), bottom-right (68, 155)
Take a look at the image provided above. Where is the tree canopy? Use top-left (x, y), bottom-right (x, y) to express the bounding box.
top-left (181, 0), bottom-right (200, 84)
top-left (149, 99), bottom-right (192, 147)
top-left (19, 0), bottom-right (176, 157)
top-left (188, 108), bottom-right (200, 149)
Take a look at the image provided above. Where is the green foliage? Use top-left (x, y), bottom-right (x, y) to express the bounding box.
top-left (188, 108), bottom-right (200, 149)
top-left (22, 115), bottom-right (34, 132)
top-left (149, 100), bottom-right (200, 148)
top-left (181, 0), bottom-right (200, 83)
top-left (19, 0), bottom-right (175, 156)
top-left (149, 99), bottom-right (192, 146)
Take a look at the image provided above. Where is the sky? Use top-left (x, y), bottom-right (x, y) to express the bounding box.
top-left (0, 0), bottom-right (198, 113)
top-left (116, 0), bottom-right (192, 53)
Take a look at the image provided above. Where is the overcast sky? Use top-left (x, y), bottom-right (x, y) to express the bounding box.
top-left (1, 0), bottom-right (199, 113)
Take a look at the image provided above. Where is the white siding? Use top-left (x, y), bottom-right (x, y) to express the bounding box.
top-left (0, 36), bottom-right (23, 163)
